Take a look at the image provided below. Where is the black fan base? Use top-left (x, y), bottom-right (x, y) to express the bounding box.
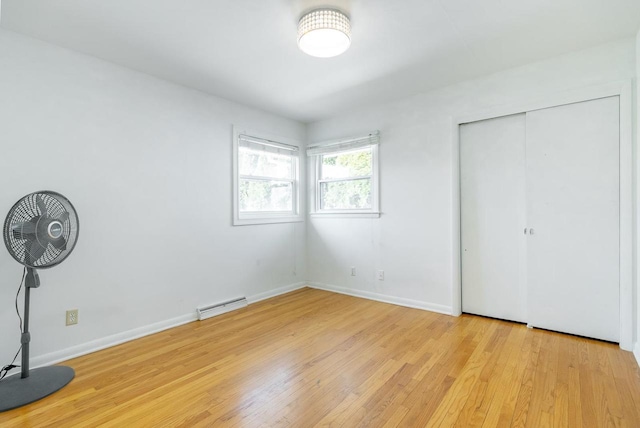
top-left (0, 366), bottom-right (75, 412)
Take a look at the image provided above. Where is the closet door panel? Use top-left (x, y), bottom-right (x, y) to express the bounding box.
top-left (526, 96), bottom-right (619, 342)
top-left (461, 114), bottom-right (527, 322)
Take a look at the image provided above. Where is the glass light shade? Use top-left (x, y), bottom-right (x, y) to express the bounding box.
top-left (297, 9), bottom-right (351, 58)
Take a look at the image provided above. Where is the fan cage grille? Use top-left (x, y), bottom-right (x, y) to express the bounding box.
top-left (3, 191), bottom-right (79, 268)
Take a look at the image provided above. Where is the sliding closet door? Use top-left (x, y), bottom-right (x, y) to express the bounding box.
top-left (461, 114), bottom-right (527, 322)
top-left (526, 96), bottom-right (619, 342)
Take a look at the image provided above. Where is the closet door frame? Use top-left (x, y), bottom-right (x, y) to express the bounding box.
top-left (450, 80), bottom-right (633, 350)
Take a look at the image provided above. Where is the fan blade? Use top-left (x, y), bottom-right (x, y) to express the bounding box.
top-left (13, 230), bottom-right (35, 241)
top-left (11, 221), bottom-right (37, 240)
top-left (36, 195), bottom-right (48, 218)
top-left (51, 236), bottom-right (67, 251)
top-left (55, 211), bottom-right (69, 223)
top-left (27, 240), bottom-right (48, 264)
top-left (12, 221), bottom-right (37, 234)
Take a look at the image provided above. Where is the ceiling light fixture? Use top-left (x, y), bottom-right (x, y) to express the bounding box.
top-left (297, 9), bottom-right (351, 58)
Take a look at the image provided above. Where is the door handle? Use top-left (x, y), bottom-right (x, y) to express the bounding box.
top-left (530, 228), bottom-right (535, 235)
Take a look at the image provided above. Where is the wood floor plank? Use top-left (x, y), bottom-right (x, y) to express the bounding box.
top-left (480, 324), bottom-right (527, 427)
top-left (1, 288), bottom-right (639, 427)
top-left (424, 324), bottom-right (497, 426)
top-left (454, 323), bottom-right (515, 427)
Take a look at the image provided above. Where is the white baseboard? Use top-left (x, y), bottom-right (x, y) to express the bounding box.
top-left (31, 281), bottom-right (307, 368)
top-left (307, 282), bottom-right (453, 315)
top-left (247, 282), bottom-right (307, 304)
top-left (31, 312), bottom-right (197, 368)
top-left (634, 342), bottom-right (640, 368)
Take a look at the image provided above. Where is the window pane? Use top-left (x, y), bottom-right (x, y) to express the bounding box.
top-left (320, 178), bottom-right (371, 210)
top-left (240, 179), bottom-right (293, 212)
top-left (239, 147), bottom-right (293, 179)
top-left (320, 148), bottom-right (372, 179)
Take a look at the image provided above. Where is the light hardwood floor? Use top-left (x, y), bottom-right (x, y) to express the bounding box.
top-left (1, 287), bottom-right (639, 427)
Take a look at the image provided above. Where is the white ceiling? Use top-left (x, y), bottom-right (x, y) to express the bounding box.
top-left (2, 0), bottom-right (639, 123)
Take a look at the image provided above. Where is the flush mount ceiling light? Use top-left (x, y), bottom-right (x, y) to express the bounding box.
top-left (297, 9), bottom-right (351, 58)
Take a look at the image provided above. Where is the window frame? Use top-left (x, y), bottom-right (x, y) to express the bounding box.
top-left (233, 126), bottom-right (303, 226)
top-left (308, 132), bottom-right (380, 218)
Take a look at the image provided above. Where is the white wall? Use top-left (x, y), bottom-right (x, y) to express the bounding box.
top-left (307, 38), bottom-right (636, 316)
top-left (0, 29), bottom-right (306, 368)
top-left (0, 24), bottom-right (636, 371)
top-left (635, 29), bottom-right (640, 362)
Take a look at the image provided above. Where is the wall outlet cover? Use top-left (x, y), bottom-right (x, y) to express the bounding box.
top-left (66, 309), bottom-right (78, 326)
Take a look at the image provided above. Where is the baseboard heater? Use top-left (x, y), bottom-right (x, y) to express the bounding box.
top-left (196, 297), bottom-right (248, 321)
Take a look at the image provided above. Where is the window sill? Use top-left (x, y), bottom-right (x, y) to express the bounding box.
top-left (233, 216), bottom-right (304, 226)
top-left (310, 212), bottom-right (381, 219)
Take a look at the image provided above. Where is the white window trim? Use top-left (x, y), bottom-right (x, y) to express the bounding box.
top-left (308, 131), bottom-right (380, 218)
top-left (233, 126), bottom-right (304, 226)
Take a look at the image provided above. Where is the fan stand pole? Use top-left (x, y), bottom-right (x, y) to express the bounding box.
top-left (21, 284), bottom-right (31, 378)
top-left (0, 268), bottom-right (75, 413)
top-left (20, 268), bottom-right (40, 378)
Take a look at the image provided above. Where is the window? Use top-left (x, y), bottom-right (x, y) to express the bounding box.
top-left (233, 127), bottom-right (302, 225)
top-left (308, 131), bottom-right (380, 217)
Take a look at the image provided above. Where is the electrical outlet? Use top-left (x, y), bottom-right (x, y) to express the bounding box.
top-left (351, 266), bottom-right (356, 276)
top-left (377, 270), bottom-right (385, 281)
top-left (66, 309), bottom-right (78, 326)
